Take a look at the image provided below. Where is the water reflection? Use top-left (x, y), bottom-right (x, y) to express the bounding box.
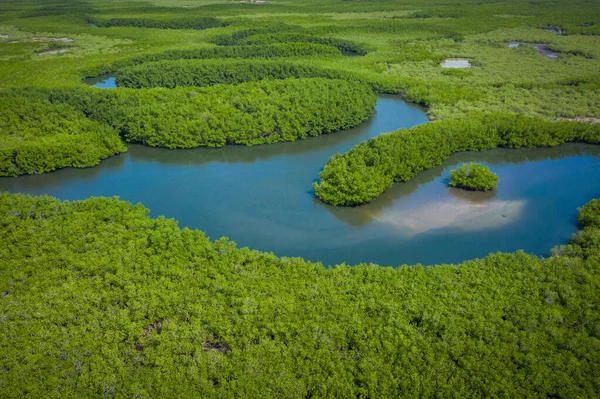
top-left (447, 186), bottom-right (497, 203)
top-left (127, 113), bottom-right (379, 165)
top-left (82, 73), bottom-right (117, 88)
top-left (0, 154), bottom-right (127, 193)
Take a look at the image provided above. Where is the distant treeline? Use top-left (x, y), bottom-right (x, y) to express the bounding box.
top-left (212, 26), bottom-right (370, 55)
top-left (1, 192), bottom-right (599, 397)
top-left (210, 23), bottom-right (301, 45)
top-left (0, 90), bottom-right (126, 177)
top-left (116, 60), bottom-right (362, 88)
top-left (314, 114), bottom-right (600, 205)
top-left (88, 17), bottom-right (229, 30)
top-left (114, 43), bottom-right (343, 69)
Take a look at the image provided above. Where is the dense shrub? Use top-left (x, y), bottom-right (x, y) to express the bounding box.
top-left (116, 59), bottom-right (361, 88)
top-left (238, 32), bottom-right (370, 55)
top-left (314, 114), bottom-right (600, 205)
top-left (1, 192), bottom-right (599, 397)
top-left (578, 198), bottom-right (600, 228)
top-left (0, 90), bottom-right (126, 176)
top-left (124, 43), bottom-right (342, 67)
top-left (92, 17), bottom-right (228, 30)
top-left (49, 78), bottom-right (377, 148)
top-left (210, 23), bottom-right (302, 45)
top-left (448, 162), bottom-right (499, 191)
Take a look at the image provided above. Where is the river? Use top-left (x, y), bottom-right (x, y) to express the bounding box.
top-left (2, 94), bottom-right (599, 266)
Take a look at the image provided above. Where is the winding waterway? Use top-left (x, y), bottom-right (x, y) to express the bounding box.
top-left (2, 95), bottom-right (600, 266)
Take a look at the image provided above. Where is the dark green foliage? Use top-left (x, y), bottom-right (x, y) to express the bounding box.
top-left (1, 192), bottom-right (599, 397)
top-left (210, 24), bottom-right (369, 54)
top-left (116, 59), bottom-right (361, 88)
top-left (237, 32), bottom-right (370, 55)
top-left (0, 90), bottom-right (126, 177)
top-left (448, 162), bottom-right (499, 191)
top-left (210, 23), bottom-right (302, 46)
top-left (578, 199), bottom-right (600, 228)
top-left (314, 114), bottom-right (600, 205)
top-left (49, 78), bottom-right (376, 148)
top-left (124, 43), bottom-right (342, 66)
top-left (92, 17), bottom-right (228, 30)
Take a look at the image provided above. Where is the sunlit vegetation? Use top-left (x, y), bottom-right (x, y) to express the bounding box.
top-left (0, 90), bottom-right (126, 176)
top-left (43, 78), bottom-right (376, 148)
top-left (1, 192), bottom-right (599, 396)
top-left (116, 59), bottom-right (360, 88)
top-left (448, 163), bottom-right (499, 191)
top-left (212, 28), bottom-right (371, 55)
top-left (314, 114), bottom-right (600, 205)
top-left (1, 0), bottom-right (600, 395)
top-left (90, 17), bottom-right (228, 30)
top-left (120, 42), bottom-right (343, 67)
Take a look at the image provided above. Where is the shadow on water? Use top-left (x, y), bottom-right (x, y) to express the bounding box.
top-left (128, 114), bottom-right (379, 165)
top-left (127, 96), bottom-right (426, 165)
top-left (0, 153), bottom-right (127, 194)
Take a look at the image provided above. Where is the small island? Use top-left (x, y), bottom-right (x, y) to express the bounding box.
top-left (448, 162), bottom-right (499, 191)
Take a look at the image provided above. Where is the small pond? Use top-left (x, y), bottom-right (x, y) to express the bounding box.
top-left (83, 73), bottom-right (116, 88)
top-left (534, 43), bottom-right (559, 59)
top-left (2, 95), bottom-right (599, 266)
top-left (441, 58), bottom-right (471, 68)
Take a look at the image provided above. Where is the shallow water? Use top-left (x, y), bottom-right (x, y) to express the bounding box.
top-left (534, 43), bottom-right (559, 59)
top-left (2, 95), bottom-right (600, 266)
top-left (83, 74), bottom-right (116, 88)
top-left (38, 49), bottom-right (70, 55)
top-left (441, 58), bottom-right (471, 68)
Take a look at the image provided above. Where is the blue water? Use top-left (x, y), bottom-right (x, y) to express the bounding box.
top-left (2, 95), bottom-right (599, 266)
top-left (82, 74), bottom-right (116, 88)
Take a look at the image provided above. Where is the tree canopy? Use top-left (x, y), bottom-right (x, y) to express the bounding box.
top-left (448, 162), bottom-right (499, 191)
top-left (1, 192), bottom-right (599, 397)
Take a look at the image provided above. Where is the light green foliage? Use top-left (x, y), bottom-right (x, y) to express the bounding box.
top-left (121, 42), bottom-right (343, 66)
top-left (314, 114), bottom-right (600, 205)
top-left (1, 192), bottom-right (599, 397)
top-left (0, 90), bottom-right (126, 176)
top-left (578, 199), bottom-right (600, 228)
top-left (90, 17), bottom-right (228, 30)
top-left (1, 0), bottom-right (600, 394)
top-left (448, 162), bottom-right (499, 191)
top-left (46, 78), bottom-right (376, 148)
top-left (116, 59), bottom-right (362, 88)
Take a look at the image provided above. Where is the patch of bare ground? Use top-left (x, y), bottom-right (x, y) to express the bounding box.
top-left (203, 337), bottom-right (231, 354)
top-left (558, 117), bottom-right (600, 124)
top-left (135, 320), bottom-right (165, 351)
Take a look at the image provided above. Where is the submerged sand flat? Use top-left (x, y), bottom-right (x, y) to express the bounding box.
top-left (371, 195), bottom-right (525, 237)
